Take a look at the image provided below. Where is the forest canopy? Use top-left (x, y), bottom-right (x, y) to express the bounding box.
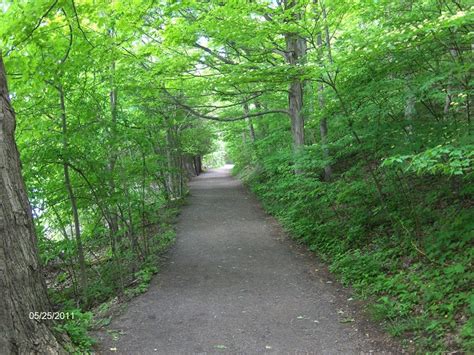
top-left (0, 0), bottom-right (472, 353)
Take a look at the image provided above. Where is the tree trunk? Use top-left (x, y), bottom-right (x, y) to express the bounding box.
top-left (0, 54), bottom-right (66, 354)
top-left (244, 103), bottom-right (256, 143)
top-left (126, 149), bottom-right (139, 261)
top-left (444, 48), bottom-right (458, 118)
top-left (108, 61), bottom-right (119, 255)
top-left (165, 126), bottom-right (175, 198)
top-left (284, 0), bottom-right (306, 171)
top-left (107, 60), bottom-right (125, 295)
top-left (285, 35), bottom-right (306, 151)
top-left (318, 83), bottom-right (332, 181)
top-left (178, 153), bottom-right (184, 197)
top-left (317, 0), bottom-right (333, 181)
top-left (58, 85), bottom-right (87, 297)
top-left (193, 155), bottom-right (202, 175)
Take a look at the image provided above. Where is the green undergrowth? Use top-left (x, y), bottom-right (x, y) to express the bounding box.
top-left (42, 200), bottom-right (182, 353)
top-left (235, 151), bottom-right (473, 352)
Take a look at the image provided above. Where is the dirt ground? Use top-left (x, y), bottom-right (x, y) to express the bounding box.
top-left (95, 166), bottom-right (401, 354)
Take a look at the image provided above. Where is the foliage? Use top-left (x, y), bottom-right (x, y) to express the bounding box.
top-left (383, 145), bottom-right (474, 176)
top-left (1, 0), bottom-right (212, 351)
top-left (203, 132), bottom-right (228, 168)
top-left (54, 309), bottom-right (95, 353)
top-left (1, 0), bottom-right (473, 352)
top-left (235, 141), bottom-right (472, 351)
top-left (220, 0), bottom-right (473, 351)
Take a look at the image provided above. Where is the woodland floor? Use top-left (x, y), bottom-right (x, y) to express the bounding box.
top-left (95, 165), bottom-right (401, 354)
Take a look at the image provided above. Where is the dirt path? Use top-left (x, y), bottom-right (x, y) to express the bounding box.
top-left (96, 166), bottom-right (398, 354)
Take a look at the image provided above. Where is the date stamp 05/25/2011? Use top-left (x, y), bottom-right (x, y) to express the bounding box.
top-left (29, 312), bottom-right (75, 321)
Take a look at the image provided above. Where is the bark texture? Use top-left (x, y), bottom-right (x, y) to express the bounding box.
top-left (285, 34), bottom-right (306, 150)
top-left (284, 0), bottom-right (307, 172)
top-left (0, 55), bottom-right (66, 354)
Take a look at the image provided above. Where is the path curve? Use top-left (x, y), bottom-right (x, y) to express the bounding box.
top-left (97, 166), bottom-right (397, 354)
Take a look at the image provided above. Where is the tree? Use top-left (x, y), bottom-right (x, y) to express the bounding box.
top-left (0, 53), bottom-right (65, 354)
top-left (284, 0), bottom-right (307, 152)
top-left (1, 0), bottom-right (472, 351)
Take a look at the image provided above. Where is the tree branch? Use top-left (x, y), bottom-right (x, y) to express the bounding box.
top-left (60, 8), bottom-right (73, 64)
top-left (70, 0), bottom-right (94, 47)
top-left (194, 42), bottom-right (235, 65)
top-left (7, 0), bottom-right (59, 54)
top-left (162, 88), bottom-right (288, 121)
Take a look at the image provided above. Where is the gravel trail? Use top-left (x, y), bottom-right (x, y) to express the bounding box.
top-left (96, 165), bottom-right (398, 354)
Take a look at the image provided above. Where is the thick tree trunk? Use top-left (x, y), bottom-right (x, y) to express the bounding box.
top-left (284, 0), bottom-right (306, 171)
top-left (193, 155), bottom-right (202, 175)
top-left (285, 34), bottom-right (306, 151)
top-left (0, 54), bottom-right (66, 354)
